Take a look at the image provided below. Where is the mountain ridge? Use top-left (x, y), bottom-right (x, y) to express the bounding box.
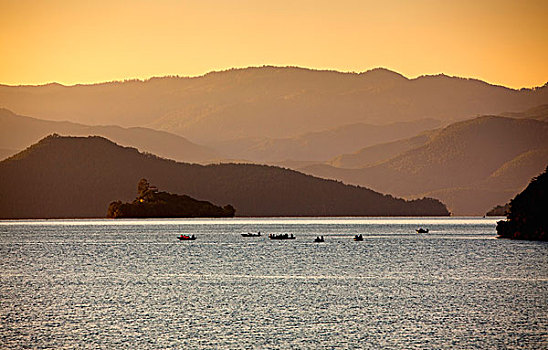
top-left (1, 66), bottom-right (546, 143)
top-left (2, 66), bottom-right (543, 90)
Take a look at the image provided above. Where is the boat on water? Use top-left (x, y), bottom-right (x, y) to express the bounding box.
top-left (314, 236), bottom-right (325, 243)
top-left (178, 234), bottom-right (196, 241)
top-left (353, 234), bottom-right (363, 241)
top-left (269, 233), bottom-right (295, 240)
top-left (241, 232), bottom-right (261, 237)
top-left (416, 228), bottom-right (429, 233)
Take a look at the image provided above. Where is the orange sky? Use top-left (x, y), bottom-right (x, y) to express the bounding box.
top-left (1, 0), bottom-right (547, 88)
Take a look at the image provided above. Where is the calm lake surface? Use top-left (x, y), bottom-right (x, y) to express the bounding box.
top-left (1, 217), bottom-right (546, 349)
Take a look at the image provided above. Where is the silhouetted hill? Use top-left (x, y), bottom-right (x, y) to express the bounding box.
top-left (300, 116), bottom-right (548, 215)
top-left (0, 108), bottom-right (220, 163)
top-left (496, 167), bottom-right (548, 240)
top-left (0, 135), bottom-right (449, 218)
top-left (1, 66), bottom-right (546, 143)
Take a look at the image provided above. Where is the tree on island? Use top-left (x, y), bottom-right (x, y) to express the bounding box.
top-left (107, 178), bottom-right (235, 218)
top-left (496, 166), bottom-right (547, 241)
top-left (137, 178), bottom-right (150, 198)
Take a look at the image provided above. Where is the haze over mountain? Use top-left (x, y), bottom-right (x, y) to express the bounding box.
top-left (502, 104), bottom-right (548, 122)
top-left (1, 66), bottom-right (546, 144)
top-left (0, 135), bottom-right (449, 218)
top-left (300, 116), bottom-right (548, 215)
top-left (0, 108), bottom-right (220, 163)
top-left (326, 130), bottom-right (437, 169)
top-left (212, 119), bottom-right (441, 162)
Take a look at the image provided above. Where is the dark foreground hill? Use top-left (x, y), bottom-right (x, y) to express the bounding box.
top-left (0, 135), bottom-right (449, 218)
top-left (497, 167), bottom-right (548, 241)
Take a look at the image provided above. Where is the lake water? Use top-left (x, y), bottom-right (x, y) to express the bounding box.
top-left (1, 217), bottom-right (546, 349)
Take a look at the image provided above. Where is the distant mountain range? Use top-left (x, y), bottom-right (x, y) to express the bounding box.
top-left (0, 108), bottom-right (220, 163)
top-left (1, 66), bottom-right (546, 144)
top-left (0, 135), bottom-right (449, 218)
top-left (299, 116), bottom-right (548, 215)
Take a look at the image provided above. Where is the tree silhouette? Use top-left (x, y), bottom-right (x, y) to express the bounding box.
top-left (137, 178), bottom-right (150, 199)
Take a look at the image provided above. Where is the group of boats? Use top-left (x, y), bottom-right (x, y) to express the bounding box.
top-left (177, 228), bottom-right (430, 241)
top-left (268, 233), bottom-right (295, 240)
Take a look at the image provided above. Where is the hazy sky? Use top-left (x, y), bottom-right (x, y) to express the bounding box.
top-left (1, 0), bottom-right (547, 88)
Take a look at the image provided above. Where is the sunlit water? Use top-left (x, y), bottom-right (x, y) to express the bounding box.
top-left (1, 217), bottom-right (546, 349)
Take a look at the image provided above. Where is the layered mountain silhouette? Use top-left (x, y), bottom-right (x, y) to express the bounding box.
top-left (0, 135), bottom-right (449, 218)
top-left (1, 66), bottom-right (546, 144)
top-left (211, 119), bottom-right (441, 162)
top-left (300, 116), bottom-right (548, 215)
top-left (2, 67), bottom-right (547, 217)
top-left (0, 108), bottom-right (220, 163)
top-left (326, 130), bottom-right (437, 169)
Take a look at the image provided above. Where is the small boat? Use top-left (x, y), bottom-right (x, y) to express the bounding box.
top-left (416, 228), bottom-right (429, 234)
top-left (314, 236), bottom-right (325, 243)
top-left (241, 232), bottom-right (261, 237)
top-left (269, 233), bottom-right (295, 240)
top-left (353, 234), bottom-right (363, 241)
top-left (178, 234), bottom-right (196, 241)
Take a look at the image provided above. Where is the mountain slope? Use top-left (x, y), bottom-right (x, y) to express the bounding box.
top-left (1, 66), bottom-right (546, 143)
top-left (0, 135), bottom-right (449, 218)
top-left (212, 119), bottom-right (441, 162)
top-left (502, 104), bottom-right (548, 122)
top-left (300, 116), bottom-right (548, 214)
top-left (0, 108), bottom-right (220, 163)
top-left (327, 131), bottom-right (436, 168)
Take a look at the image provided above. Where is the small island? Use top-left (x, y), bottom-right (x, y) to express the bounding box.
top-left (107, 179), bottom-right (235, 218)
top-left (496, 166), bottom-right (547, 241)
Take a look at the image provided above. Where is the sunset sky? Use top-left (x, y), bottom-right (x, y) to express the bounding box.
top-left (1, 0), bottom-right (547, 88)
